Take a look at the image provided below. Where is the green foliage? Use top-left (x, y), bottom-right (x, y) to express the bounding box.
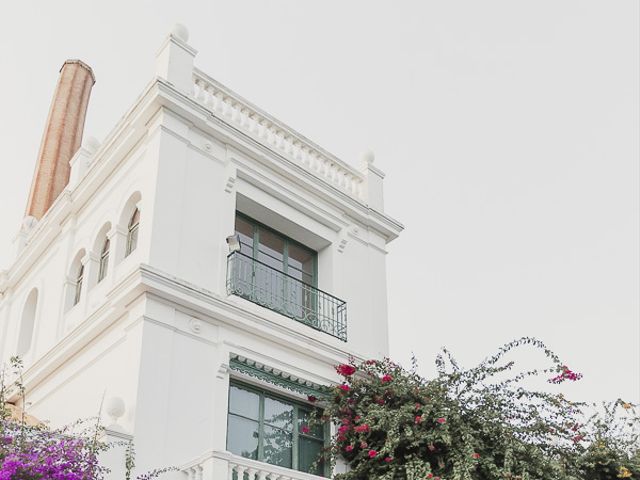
top-left (313, 338), bottom-right (639, 480)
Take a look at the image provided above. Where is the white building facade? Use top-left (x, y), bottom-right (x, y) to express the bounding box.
top-left (0, 26), bottom-right (402, 480)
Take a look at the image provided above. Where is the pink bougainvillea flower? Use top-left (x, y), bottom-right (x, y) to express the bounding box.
top-left (472, 452), bottom-right (481, 459)
top-left (345, 445), bottom-right (354, 452)
top-left (360, 441), bottom-right (368, 448)
top-left (384, 456), bottom-right (393, 463)
top-left (336, 364), bottom-right (357, 376)
top-left (301, 425), bottom-right (310, 434)
top-left (354, 424), bottom-right (370, 433)
top-left (548, 365), bottom-right (583, 384)
top-left (338, 425), bottom-right (350, 434)
top-left (381, 374), bottom-right (393, 383)
top-left (368, 449), bottom-right (378, 458)
top-left (426, 474), bottom-right (434, 479)
top-left (415, 415), bottom-right (423, 424)
top-left (338, 384), bottom-right (351, 392)
top-left (307, 395), bottom-right (317, 403)
top-left (436, 417), bottom-right (446, 424)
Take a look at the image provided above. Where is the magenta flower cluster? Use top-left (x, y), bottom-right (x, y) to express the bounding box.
top-left (548, 366), bottom-right (583, 384)
top-left (0, 422), bottom-right (102, 480)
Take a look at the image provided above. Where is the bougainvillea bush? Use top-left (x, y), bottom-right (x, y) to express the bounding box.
top-left (311, 338), bottom-right (639, 480)
top-left (0, 357), bottom-right (173, 480)
top-left (0, 419), bottom-right (107, 480)
top-left (0, 357), bottom-right (108, 480)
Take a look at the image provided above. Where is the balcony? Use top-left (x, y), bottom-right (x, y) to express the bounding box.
top-left (183, 450), bottom-right (327, 480)
top-left (226, 251), bottom-right (347, 341)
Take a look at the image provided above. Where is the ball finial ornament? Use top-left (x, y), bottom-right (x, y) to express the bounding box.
top-left (105, 396), bottom-right (125, 423)
top-left (171, 23), bottom-right (189, 43)
top-left (360, 149), bottom-right (375, 165)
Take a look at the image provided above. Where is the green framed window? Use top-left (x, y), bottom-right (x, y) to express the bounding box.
top-left (235, 213), bottom-right (317, 286)
top-left (227, 381), bottom-right (327, 476)
top-left (228, 212), bottom-right (347, 341)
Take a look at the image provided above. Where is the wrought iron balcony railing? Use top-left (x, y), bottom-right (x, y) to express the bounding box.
top-left (226, 251), bottom-right (347, 341)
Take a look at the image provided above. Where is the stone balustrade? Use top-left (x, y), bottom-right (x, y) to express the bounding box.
top-left (192, 69), bottom-right (365, 201)
top-left (182, 450), bottom-right (326, 480)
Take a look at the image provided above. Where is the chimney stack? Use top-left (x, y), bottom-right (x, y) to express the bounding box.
top-left (25, 60), bottom-right (95, 220)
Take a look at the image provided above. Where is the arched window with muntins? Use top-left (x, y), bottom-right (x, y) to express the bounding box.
top-left (98, 238), bottom-right (110, 282)
top-left (17, 289), bottom-right (38, 356)
top-left (73, 264), bottom-right (84, 306)
top-left (126, 208), bottom-right (140, 257)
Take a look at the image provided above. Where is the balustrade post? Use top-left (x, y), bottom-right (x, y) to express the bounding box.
top-left (256, 470), bottom-right (269, 480)
top-left (236, 465), bottom-right (248, 480)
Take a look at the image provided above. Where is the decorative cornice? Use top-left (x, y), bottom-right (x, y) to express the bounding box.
top-left (193, 68), bottom-right (365, 200)
top-left (229, 354), bottom-right (326, 398)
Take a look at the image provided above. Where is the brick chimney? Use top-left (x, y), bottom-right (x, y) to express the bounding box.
top-left (25, 60), bottom-right (95, 220)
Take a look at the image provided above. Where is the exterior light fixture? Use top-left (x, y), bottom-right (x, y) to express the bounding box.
top-left (226, 234), bottom-right (241, 253)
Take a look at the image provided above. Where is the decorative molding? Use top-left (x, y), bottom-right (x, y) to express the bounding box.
top-left (224, 176), bottom-right (236, 194)
top-left (229, 354), bottom-right (325, 398)
top-left (337, 238), bottom-right (348, 254)
top-left (188, 317), bottom-right (202, 334)
top-left (216, 361), bottom-right (229, 380)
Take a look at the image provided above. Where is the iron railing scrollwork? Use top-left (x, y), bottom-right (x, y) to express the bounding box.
top-left (226, 251), bottom-right (347, 341)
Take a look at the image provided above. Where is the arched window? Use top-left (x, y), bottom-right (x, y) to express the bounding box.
top-left (17, 289), bottom-right (38, 356)
top-left (98, 238), bottom-right (110, 282)
top-left (126, 208), bottom-right (140, 256)
top-left (73, 264), bottom-right (84, 306)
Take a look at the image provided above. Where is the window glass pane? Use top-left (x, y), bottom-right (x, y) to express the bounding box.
top-left (287, 267), bottom-right (313, 286)
top-left (263, 425), bottom-right (292, 468)
top-left (229, 385), bottom-right (260, 420)
top-left (257, 251), bottom-right (285, 273)
top-left (126, 226), bottom-right (138, 255)
top-left (227, 414), bottom-right (259, 460)
top-left (288, 243), bottom-right (315, 275)
top-left (299, 437), bottom-right (324, 475)
top-left (129, 209), bottom-right (140, 227)
top-left (254, 266), bottom-right (286, 308)
top-left (264, 397), bottom-right (293, 431)
top-left (258, 229), bottom-right (285, 270)
top-left (235, 216), bottom-right (254, 252)
top-left (98, 254), bottom-right (109, 282)
top-left (298, 410), bottom-right (324, 439)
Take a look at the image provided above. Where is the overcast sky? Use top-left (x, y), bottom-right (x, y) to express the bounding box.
top-left (0, 1), bottom-right (638, 404)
